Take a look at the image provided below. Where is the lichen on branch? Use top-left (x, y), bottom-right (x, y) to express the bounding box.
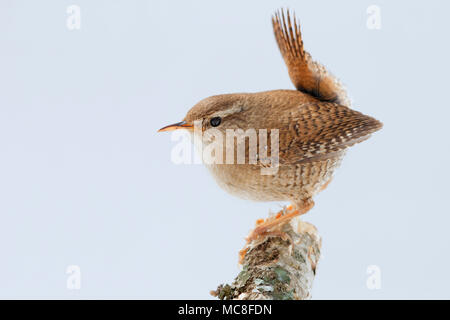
top-left (212, 219), bottom-right (321, 300)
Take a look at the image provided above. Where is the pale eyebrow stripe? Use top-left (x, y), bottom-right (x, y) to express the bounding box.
top-left (209, 104), bottom-right (244, 119)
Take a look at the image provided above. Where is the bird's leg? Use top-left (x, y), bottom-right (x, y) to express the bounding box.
top-left (246, 199), bottom-right (314, 243)
top-left (254, 204), bottom-right (292, 227)
top-left (239, 199), bottom-right (314, 264)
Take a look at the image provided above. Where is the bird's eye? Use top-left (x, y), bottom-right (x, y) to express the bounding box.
top-left (210, 117), bottom-right (221, 127)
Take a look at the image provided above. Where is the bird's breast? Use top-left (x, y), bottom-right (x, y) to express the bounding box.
top-left (205, 152), bottom-right (344, 203)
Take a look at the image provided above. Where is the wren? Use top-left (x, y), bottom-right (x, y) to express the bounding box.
top-left (159, 9), bottom-right (382, 242)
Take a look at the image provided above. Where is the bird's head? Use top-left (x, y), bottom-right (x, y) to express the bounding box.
top-left (158, 94), bottom-right (251, 135)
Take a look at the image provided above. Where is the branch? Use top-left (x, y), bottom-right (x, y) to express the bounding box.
top-left (212, 218), bottom-right (322, 300)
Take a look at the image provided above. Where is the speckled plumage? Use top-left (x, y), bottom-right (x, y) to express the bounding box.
top-left (207, 152), bottom-right (345, 204)
top-left (161, 9), bottom-right (382, 214)
top-left (185, 87), bottom-right (381, 208)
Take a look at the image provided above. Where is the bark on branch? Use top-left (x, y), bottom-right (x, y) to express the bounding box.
top-left (212, 218), bottom-right (322, 300)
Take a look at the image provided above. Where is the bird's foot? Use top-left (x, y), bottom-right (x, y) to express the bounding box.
top-left (246, 205), bottom-right (299, 243)
top-left (238, 200), bottom-right (314, 264)
top-left (238, 206), bottom-right (297, 265)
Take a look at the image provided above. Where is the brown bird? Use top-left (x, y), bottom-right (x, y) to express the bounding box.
top-left (158, 9), bottom-right (382, 247)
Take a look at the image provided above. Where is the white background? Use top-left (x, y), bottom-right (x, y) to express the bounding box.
top-left (0, 0), bottom-right (448, 299)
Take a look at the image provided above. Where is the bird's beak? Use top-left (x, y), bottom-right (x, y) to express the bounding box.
top-left (158, 121), bottom-right (194, 132)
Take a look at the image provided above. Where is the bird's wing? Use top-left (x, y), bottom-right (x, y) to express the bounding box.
top-left (272, 9), bottom-right (350, 106)
top-left (278, 102), bottom-right (383, 164)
